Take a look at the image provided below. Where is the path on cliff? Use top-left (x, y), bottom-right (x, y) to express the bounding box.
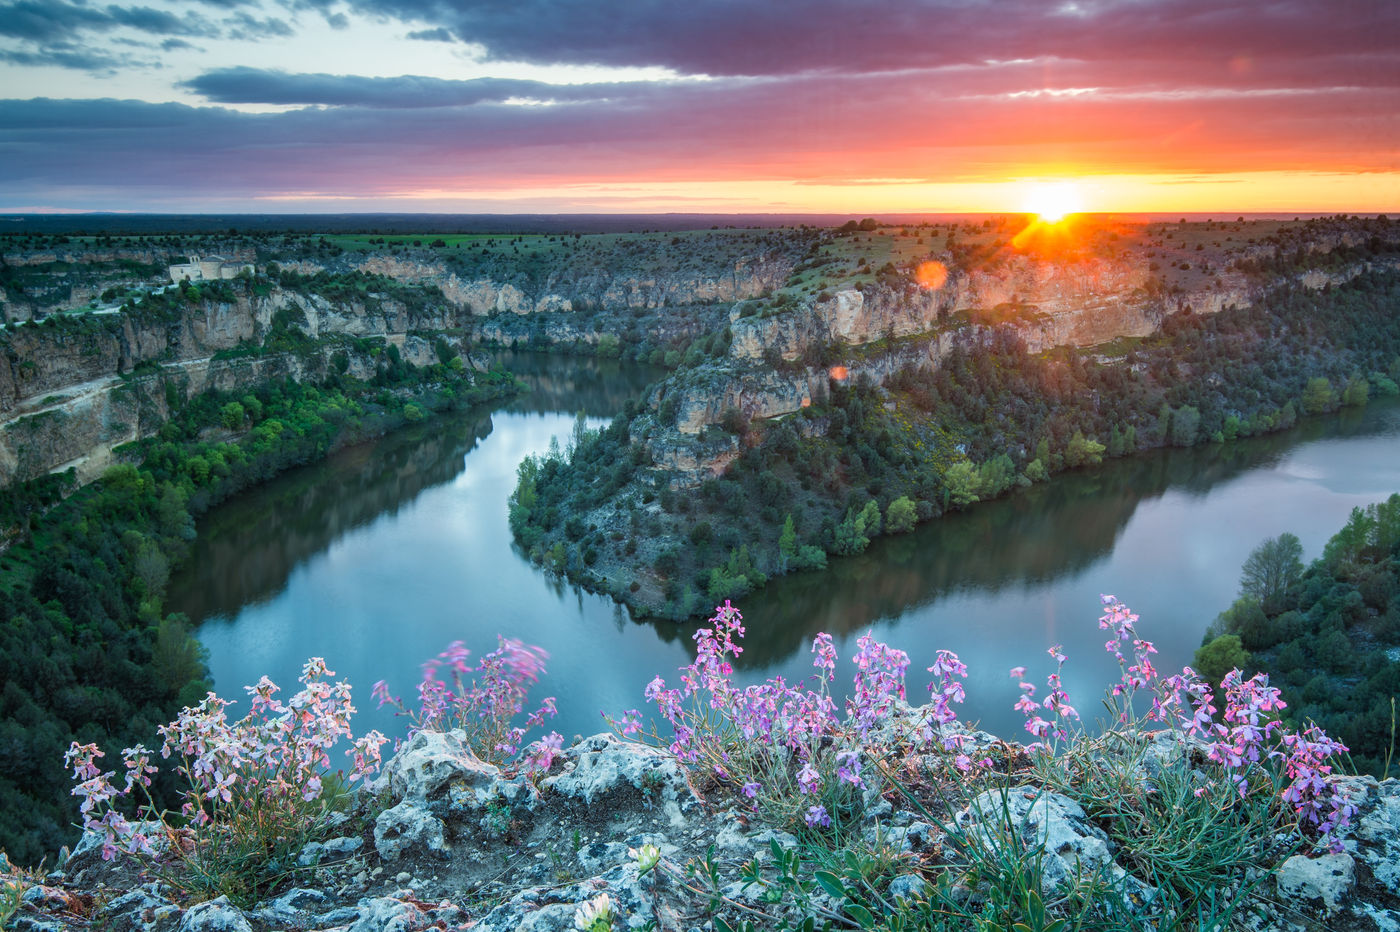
top-left (1, 354), bottom-right (215, 430)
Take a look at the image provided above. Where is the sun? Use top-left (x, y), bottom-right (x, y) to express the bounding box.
top-left (1021, 181), bottom-right (1084, 223)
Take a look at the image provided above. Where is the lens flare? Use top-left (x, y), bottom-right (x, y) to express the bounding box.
top-left (916, 260), bottom-right (948, 290)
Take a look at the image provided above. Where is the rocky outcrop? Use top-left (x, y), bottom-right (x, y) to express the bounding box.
top-left (11, 727), bottom-right (1398, 932)
top-left (669, 364), bottom-right (819, 435)
top-left (0, 279), bottom-right (485, 485)
top-left (336, 251), bottom-right (793, 317)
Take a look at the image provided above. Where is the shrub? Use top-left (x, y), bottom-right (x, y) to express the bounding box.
top-left (66, 660), bottom-right (387, 905)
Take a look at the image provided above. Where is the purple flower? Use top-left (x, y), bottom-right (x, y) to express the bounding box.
top-left (836, 750), bottom-right (864, 787)
top-left (805, 805), bottom-right (831, 828)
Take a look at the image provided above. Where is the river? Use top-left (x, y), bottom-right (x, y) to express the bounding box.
top-left (169, 353), bottom-right (1400, 745)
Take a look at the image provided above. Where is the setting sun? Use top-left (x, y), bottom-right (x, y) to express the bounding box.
top-left (1022, 182), bottom-right (1085, 222)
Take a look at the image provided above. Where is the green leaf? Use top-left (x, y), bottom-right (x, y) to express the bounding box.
top-left (814, 870), bottom-right (847, 900)
top-left (845, 904), bottom-right (877, 928)
top-left (713, 919), bottom-right (736, 932)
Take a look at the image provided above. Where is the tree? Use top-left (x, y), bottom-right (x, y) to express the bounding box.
top-left (778, 514), bottom-right (798, 570)
top-left (943, 461), bottom-right (982, 507)
top-left (1194, 634), bottom-right (1252, 686)
top-left (1169, 405), bottom-right (1201, 447)
top-left (1343, 376), bottom-right (1370, 407)
top-left (859, 499), bottom-right (882, 538)
top-left (1302, 376), bottom-right (1335, 414)
top-left (1065, 430), bottom-right (1105, 467)
top-left (719, 406), bottom-right (749, 436)
top-left (885, 496), bottom-right (917, 534)
top-left (220, 401), bottom-right (246, 430)
top-left (832, 508), bottom-right (870, 555)
top-left (1239, 532), bottom-right (1304, 611)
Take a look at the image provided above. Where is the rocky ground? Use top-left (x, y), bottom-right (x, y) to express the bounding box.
top-left (5, 721), bottom-right (1399, 932)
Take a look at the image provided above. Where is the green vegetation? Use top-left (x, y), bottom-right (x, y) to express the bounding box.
top-left (1201, 495), bottom-right (1400, 777)
top-left (513, 269), bottom-right (1400, 618)
top-left (0, 354), bottom-right (520, 864)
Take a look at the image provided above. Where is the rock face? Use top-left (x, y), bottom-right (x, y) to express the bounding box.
top-left (0, 279), bottom-right (483, 485)
top-left (338, 251), bottom-right (793, 316)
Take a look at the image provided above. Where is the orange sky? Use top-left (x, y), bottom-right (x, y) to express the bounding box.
top-left (0, 0), bottom-right (1396, 212)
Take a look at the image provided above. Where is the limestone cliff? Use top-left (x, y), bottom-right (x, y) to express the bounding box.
top-left (0, 281), bottom-right (478, 486)
top-left (287, 249), bottom-right (794, 317)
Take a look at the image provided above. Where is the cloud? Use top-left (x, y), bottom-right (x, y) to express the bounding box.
top-left (180, 67), bottom-right (662, 107)
top-left (2, 68), bottom-right (1393, 205)
top-left (0, 43), bottom-right (131, 71)
top-left (0, 0), bottom-right (209, 41)
top-left (221, 11), bottom-right (295, 39)
top-left (406, 26), bottom-right (452, 41)
top-left (337, 0), bottom-right (1400, 79)
top-left (106, 4), bottom-right (204, 35)
top-left (1, 0), bottom-right (1395, 207)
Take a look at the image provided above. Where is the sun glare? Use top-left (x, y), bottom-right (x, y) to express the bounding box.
top-left (1022, 182), bottom-right (1083, 222)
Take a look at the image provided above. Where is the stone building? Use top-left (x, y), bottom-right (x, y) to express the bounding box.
top-left (167, 255), bottom-right (254, 283)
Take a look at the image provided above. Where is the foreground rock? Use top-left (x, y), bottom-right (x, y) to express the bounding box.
top-left (6, 728), bottom-right (1399, 931)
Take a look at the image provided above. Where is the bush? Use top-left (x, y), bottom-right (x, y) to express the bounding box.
top-left (67, 661), bottom-right (387, 905)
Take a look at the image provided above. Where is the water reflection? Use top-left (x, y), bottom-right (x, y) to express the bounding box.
top-left (731, 407), bottom-right (1390, 667)
top-left (175, 413), bottom-right (495, 621)
top-left (493, 350), bottom-right (665, 415)
top-left (170, 350), bottom-right (1400, 744)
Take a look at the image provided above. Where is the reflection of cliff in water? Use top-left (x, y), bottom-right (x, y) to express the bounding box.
top-left (491, 350), bottom-right (666, 417)
top-left (170, 411), bottom-right (494, 621)
top-left (713, 400), bottom-right (1399, 667)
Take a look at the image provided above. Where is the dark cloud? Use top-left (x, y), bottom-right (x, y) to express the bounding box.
top-left (180, 67), bottom-right (658, 107)
top-left (161, 37), bottom-right (195, 50)
top-left (325, 11), bottom-right (348, 28)
top-left (0, 44), bottom-right (130, 70)
top-left (336, 0), bottom-right (1400, 78)
top-left (406, 26), bottom-right (453, 41)
top-left (106, 4), bottom-right (203, 35)
top-left (0, 0), bottom-right (207, 42)
top-left (221, 11), bottom-right (295, 39)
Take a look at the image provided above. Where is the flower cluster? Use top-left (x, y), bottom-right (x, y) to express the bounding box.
top-left (617, 601), bottom-right (973, 829)
top-left (66, 659), bottom-right (387, 875)
top-left (374, 637), bottom-right (559, 773)
top-left (1017, 594), bottom-right (1356, 849)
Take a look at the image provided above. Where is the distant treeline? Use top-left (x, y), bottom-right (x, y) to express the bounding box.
top-left (0, 214), bottom-right (851, 237)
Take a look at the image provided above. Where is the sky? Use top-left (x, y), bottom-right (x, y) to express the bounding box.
top-left (0, 0), bottom-right (1396, 214)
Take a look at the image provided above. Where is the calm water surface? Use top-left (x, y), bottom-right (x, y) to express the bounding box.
top-left (170, 355), bottom-right (1400, 743)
